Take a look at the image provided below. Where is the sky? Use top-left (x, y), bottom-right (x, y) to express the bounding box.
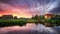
top-left (0, 0), bottom-right (60, 18)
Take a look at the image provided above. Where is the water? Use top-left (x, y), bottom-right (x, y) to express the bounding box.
top-left (0, 23), bottom-right (60, 34)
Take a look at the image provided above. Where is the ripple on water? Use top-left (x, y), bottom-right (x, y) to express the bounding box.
top-left (0, 23), bottom-right (60, 34)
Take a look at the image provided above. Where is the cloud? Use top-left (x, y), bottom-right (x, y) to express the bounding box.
top-left (0, 0), bottom-right (60, 17)
top-left (50, 7), bottom-right (60, 14)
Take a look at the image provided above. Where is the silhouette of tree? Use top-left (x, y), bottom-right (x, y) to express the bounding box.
top-left (14, 16), bottom-right (18, 19)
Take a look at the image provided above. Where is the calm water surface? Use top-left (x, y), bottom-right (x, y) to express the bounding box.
top-left (0, 23), bottom-right (60, 34)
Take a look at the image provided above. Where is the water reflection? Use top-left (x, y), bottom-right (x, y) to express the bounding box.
top-left (0, 23), bottom-right (60, 34)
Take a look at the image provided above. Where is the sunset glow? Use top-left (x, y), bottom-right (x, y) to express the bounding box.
top-left (0, 0), bottom-right (60, 18)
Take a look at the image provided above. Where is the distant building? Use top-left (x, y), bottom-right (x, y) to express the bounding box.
top-left (45, 14), bottom-right (54, 19)
top-left (2, 15), bottom-right (13, 19)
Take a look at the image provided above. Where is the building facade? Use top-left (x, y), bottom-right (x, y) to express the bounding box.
top-left (45, 14), bottom-right (54, 19)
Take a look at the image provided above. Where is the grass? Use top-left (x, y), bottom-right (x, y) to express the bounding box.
top-left (0, 18), bottom-right (60, 27)
top-left (0, 19), bottom-right (37, 27)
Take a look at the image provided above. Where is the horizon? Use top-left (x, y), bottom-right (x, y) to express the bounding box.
top-left (0, 13), bottom-right (60, 18)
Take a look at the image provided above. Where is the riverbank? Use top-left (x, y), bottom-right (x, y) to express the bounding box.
top-left (0, 19), bottom-right (60, 27)
top-left (0, 19), bottom-right (37, 27)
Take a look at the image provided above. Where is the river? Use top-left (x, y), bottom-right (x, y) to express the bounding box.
top-left (0, 23), bottom-right (60, 34)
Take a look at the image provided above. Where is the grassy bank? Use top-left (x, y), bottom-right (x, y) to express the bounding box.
top-left (0, 19), bottom-right (37, 27)
top-left (0, 19), bottom-right (60, 27)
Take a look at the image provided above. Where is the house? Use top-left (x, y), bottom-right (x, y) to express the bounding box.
top-left (2, 15), bottom-right (13, 19)
top-left (45, 14), bottom-right (54, 19)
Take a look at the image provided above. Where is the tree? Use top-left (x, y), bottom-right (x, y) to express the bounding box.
top-left (32, 15), bottom-right (38, 20)
top-left (14, 16), bottom-right (18, 19)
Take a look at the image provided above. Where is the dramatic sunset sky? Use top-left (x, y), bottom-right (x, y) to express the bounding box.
top-left (0, 0), bottom-right (60, 18)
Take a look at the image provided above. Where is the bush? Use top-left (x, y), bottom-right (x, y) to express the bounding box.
top-left (0, 19), bottom-right (26, 27)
